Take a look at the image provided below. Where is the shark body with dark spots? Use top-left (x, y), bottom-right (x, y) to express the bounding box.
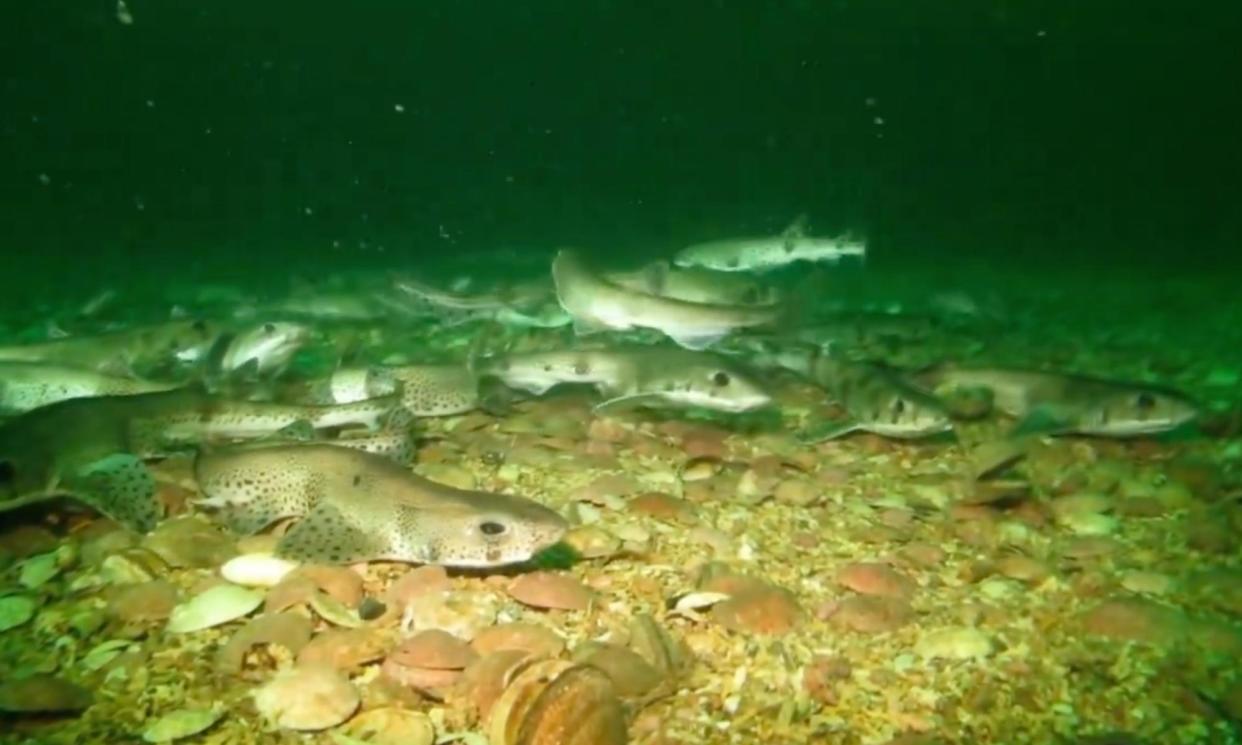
top-left (194, 444), bottom-right (567, 567)
top-left (0, 387), bottom-right (406, 533)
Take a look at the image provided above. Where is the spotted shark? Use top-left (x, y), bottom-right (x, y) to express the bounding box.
top-left (673, 215), bottom-right (866, 273)
top-left (0, 387), bottom-right (406, 532)
top-left (293, 364), bottom-right (479, 416)
top-left (475, 347), bottom-right (771, 413)
top-left (0, 361), bottom-right (180, 414)
top-left (552, 250), bottom-right (780, 350)
top-left (603, 261), bottom-right (780, 306)
top-left (913, 365), bottom-right (1200, 437)
top-left (0, 319), bottom-right (224, 375)
top-left (194, 444), bottom-right (568, 567)
top-left (800, 354), bottom-right (953, 441)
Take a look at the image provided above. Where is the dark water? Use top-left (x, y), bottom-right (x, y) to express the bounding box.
top-left (4, 1), bottom-right (1240, 302)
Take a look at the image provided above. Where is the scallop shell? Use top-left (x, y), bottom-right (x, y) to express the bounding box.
top-left (492, 663), bottom-right (628, 745)
top-left (166, 584), bottom-right (264, 633)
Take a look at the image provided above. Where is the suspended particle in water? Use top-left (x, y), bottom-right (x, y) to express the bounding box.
top-left (116, 0), bottom-right (133, 25)
top-left (394, 104), bottom-right (405, 113)
top-left (37, 173), bottom-right (50, 185)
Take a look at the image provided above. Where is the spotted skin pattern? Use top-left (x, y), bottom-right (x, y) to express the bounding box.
top-left (194, 444), bottom-right (566, 567)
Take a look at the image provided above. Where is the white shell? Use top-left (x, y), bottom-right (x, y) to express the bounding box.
top-left (220, 553), bottom-right (299, 587)
top-left (166, 583), bottom-right (264, 634)
top-left (253, 664), bottom-right (359, 730)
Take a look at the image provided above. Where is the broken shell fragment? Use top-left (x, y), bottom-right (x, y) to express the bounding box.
top-left (142, 706), bottom-right (223, 743)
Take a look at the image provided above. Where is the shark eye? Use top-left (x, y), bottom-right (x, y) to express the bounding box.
top-left (893, 399), bottom-right (907, 416)
top-left (192, 320), bottom-right (208, 333)
top-left (480, 520), bottom-right (507, 536)
top-left (712, 371), bottom-right (731, 387)
top-left (726, 258), bottom-right (740, 269)
top-left (263, 322), bottom-right (276, 333)
top-left (573, 361), bottom-right (590, 375)
top-left (1136, 392), bottom-right (1156, 410)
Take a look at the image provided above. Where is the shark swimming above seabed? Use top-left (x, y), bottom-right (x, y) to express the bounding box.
top-left (673, 215), bottom-right (867, 273)
top-left (551, 249), bottom-right (780, 350)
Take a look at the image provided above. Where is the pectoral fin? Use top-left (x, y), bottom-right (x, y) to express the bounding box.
top-left (797, 419), bottom-right (861, 443)
top-left (664, 330), bottom-right (726, 350)
top-left (593, 393), bottom-right (666, 414)
top-left (572, 318), bottom-right (612, 337)
top-left (1008, 405), bottom-right (1074, 437)
top-left (275, 500), bottom-right (387, 565)
top-left (61, 454), bottom-right (160, 533)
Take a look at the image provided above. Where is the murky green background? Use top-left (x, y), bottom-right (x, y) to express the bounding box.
top-left (4, 2), bottom-right (1238, 303)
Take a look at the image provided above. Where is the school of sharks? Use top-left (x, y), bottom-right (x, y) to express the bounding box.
top-left (0, 215), bottom-right (1225, 744)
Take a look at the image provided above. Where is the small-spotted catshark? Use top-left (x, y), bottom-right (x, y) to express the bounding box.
top-left (194, 444), bottom-right (567, 567)
top-left (0, 387), bottom-right (406, 533)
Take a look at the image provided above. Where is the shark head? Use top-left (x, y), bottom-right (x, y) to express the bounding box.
top-left (645, 361), bottom-right (772, 413)
top-left (1072, 385), bottom-right (1200, 436)
top-left (388, 492), bottom-right (570, 568)
top-left (854, 386), bottom-right (954, 439)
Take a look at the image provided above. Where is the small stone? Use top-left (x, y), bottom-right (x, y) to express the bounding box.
top-left (508, 572), bottom-right (594, 611)
top-left (252, 664), bottom-right (359, 730)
